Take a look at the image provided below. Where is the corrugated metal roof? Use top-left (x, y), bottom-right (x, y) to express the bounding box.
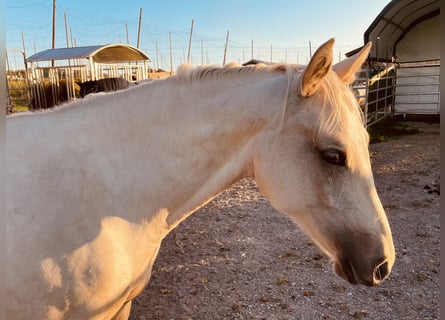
top-left (364, 0), bottom-right (439, 61)
top-left (27, 44), bottom-right (151, 63)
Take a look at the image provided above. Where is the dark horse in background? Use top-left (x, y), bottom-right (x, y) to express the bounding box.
top-left (30, 77), bottom-right (133, 110)
top-left (78, 77), bottom-right (131, 98)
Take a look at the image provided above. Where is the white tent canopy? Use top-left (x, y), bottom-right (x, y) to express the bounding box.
top-left (24, 44), bottom-right (152, 109)
top-left (26, 44), bottom-right (151, 83)
top-left (395, 15), bottom-right (439, 62)
top-left (363, 0), bottom-right (440, 116)
top-left (27, 44), bottom-right (151, 64)
top-left (364, 0), bottom-right (440, 63)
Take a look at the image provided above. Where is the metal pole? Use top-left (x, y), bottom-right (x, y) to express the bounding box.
top-left (169, 32), bottom-right (173, 74)
top-left (201, 40), bottom-right (204, 65)
top-left (270, 44), bottom-right (272, 62)
top-left (52, 0), bottom-right (56, 49)
top-left (137, 8), bottom-right (142, 49)
top-left (187, 19), bottom-right (194, 64)
top-left (223, 30), bottom-right (229, 65)
top-left (89, 56), bottom-right (95, 80)
top-left (376, 36), bottom-right (380, 63)
top-left (5, 50), bottom-right (10, 72)
top-left (21, 32), bottom-right (27, 57)
top-left (64, 12), bottom-right (69, 47)
top-left (6, 51), bottom-right (11, 110)
top-left (126, 24), bottom-right (129, 45)
top-left (52, 0), bottom-right (56, 66)
top-left (155, 41), bottom-right (159, 71)
top-left (70, 28), bottom-right (73, 47)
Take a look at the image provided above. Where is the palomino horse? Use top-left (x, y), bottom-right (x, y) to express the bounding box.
top-left (6, 39), bottom-right (395, 319)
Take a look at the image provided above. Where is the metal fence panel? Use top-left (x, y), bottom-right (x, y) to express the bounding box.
top-left (351, 63), bottom-right (395, 127)
top-left (394, 64), bottom-right (440, 115)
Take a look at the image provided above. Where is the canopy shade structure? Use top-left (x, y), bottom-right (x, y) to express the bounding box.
top-left (24, 44), bottom-right (152, 110)
top-left (364, 0), bottom-right (439, 63)
top-left (27, 44), bottom-right (151, 63)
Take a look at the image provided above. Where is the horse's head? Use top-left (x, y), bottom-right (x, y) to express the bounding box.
top-left (252, 39), bottom-right (395, 286)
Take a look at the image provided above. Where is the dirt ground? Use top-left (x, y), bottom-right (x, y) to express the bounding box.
top-left (129, 121), bottom-right (440, 320)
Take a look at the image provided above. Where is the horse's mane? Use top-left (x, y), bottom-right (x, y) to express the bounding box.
top-left (174, 62), bottom-right (365, 141)
top-left (174, 62), bottom-right (290, 83)
top-left (9, 63), bottom-right (365, 143)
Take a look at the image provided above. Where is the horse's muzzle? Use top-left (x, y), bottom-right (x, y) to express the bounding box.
top-left (334, 256), bottom-right (391, 286)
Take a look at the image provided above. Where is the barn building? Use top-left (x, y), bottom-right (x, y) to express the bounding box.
top-left (362, 0), bottom-right (440, 120)
top-left (25, 44), bottom-right (151, 109)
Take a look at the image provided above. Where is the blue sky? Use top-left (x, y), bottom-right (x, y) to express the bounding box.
top-left (7, 0), bottom-right (389, 70)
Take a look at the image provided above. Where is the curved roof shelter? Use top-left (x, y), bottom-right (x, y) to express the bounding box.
top-left (26, 44), bottom-right (152, 83)
top-left (27, 44), bottom-right (151, 63)
top-left (364, 0), bottom-right (439, 62)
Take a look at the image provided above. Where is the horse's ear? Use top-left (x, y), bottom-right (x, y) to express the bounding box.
top-left (299, 38), bottom-right (335, 97)
top-left (332, 42), bottom-right (372, 84)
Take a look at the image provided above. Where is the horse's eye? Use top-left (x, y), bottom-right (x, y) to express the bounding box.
top-left (321, 150), bottom-right (346, 166)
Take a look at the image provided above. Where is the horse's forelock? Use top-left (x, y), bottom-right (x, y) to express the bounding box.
top-left (315, 71), bottom-right (366, 142)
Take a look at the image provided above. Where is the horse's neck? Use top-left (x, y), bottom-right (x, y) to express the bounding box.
top-left (8, 73), bottom-right (286, 234)
top-left (110, 75), bottom-right (285, 229)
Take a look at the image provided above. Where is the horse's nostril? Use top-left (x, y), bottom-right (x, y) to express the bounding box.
top-left (374, 260), bottom-right (389, 281)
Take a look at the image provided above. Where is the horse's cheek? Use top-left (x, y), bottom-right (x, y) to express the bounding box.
top-left (253, 146), bottom-right (320, 215)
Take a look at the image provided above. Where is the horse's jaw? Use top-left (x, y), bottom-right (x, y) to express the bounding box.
top-left (283, 207), bottom-right (395, 287)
